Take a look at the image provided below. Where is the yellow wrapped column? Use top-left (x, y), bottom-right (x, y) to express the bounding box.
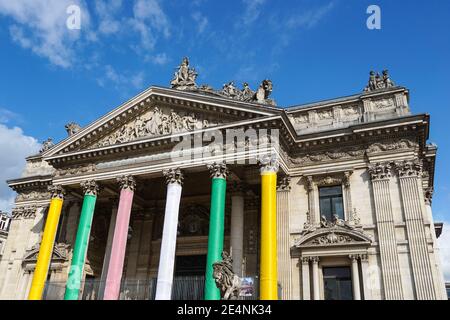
top-left (259, 156), bottom-right (278, 300)
top-left (28, 185), bottom-right (65, 300)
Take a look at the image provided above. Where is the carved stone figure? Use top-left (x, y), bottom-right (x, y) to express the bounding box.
top-left (212, 251), bottom-right (241, 300)
top-left (364, 70), bottom-right (396, 92)
top-left (170, 57), bottom-right (198, 90)
top-left (169, 57), bottom-right (277, 105)
top-left (65, 122), bottom-right (81, 136)
top-left (40, 138), bottom-right (54, 153)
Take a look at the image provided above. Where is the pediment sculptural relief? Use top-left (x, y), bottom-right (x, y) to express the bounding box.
top-left (92, 106), bottom-right (221, 149)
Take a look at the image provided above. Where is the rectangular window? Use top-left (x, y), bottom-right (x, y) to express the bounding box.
top-left (319, 186), bottom-right (344, 221)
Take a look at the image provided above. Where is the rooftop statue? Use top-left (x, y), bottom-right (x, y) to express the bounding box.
top-left (65, 122), bottom-right (81, 136)
top-left (364, 69), bottom-right (396, 92)
top-left (169, 57), bottom-right (276, 106)
top-left (39, 138), bottom-right (54, 153)
top-left (170, 57), bottom-right (198, 90)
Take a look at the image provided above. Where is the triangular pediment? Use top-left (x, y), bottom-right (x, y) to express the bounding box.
top-left (293, 226), bottom-right (372, 248)
top-left (23, 243), bottom-right (69, 264)
top-left (43, 86), bottom-right (281, 157)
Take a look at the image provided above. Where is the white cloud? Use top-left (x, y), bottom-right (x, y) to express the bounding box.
top-left (192, 12), bottom-right (209, 34)
top-left (130, 0), bottom-right (170, 51)
top-left (286, 1), bottom-right (335, 30)
top-left (0, 124), bottom-right (41, 213)
top-left (0, 0), bottom-right (91, 68)
top-left (438, 222), bottom-right (450, 281)
top-left (97, 65), bottom-right (146, 90)
top-left (95, 0), bottom-right (123, 35)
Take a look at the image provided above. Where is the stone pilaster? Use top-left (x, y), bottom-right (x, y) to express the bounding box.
top-left (368, 162), bottom-right (404, 300)
top-left (395, 160), bottom-right (437, 300)
top-left (276, 175), bottom-right (292, 300)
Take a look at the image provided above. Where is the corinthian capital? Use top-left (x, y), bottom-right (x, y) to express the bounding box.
top-left (48, 185), bottom-right (65, 200)
top-left (277, 175), bottom-right (291, 191)
top-left (207, 162), bottom-right (228, 179)
top-left (163, 168), bottom-right (184, 185)
top-left (395, 159), bottom-right (422, 178)
top-left (117, 175), bottom-right (136, 191)
top-left (81, 180), bottom-right (99, 196)
top-left (258, 153), bottom-right (279, 174)
top-left (368, 162), bottom-right (391, 181)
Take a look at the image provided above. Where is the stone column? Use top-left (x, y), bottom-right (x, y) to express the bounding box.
top-left (229, 181), bottom-right (244, 277)
top-left (64, 180), bottom-right (99, 300)
top-left (311, 257), bottom-right (320, 300)
top-left (301, 257), bottom-right (311, 300)
top-left (28, 185), bottom-right (65, 300)
top-left (277, 175), bottom-right (292, 300)
top-left (350, 255), bottom-right (361, 300)
top-left (104, 176), bottom-right (136, 300)
top-left (368, 163), bottom-right (404, 300)
top-left (155, 168), bottom-right (184, 300)
top-left (259, 156), bottom-right (279, 300)
top-left (205, 163), bottom-right (228, 300)
top-left (360, 254), bottom-right (372, 300)
top-left (98, 201), bottom-right (118, 299)
top-left (395, 160), bottom-right (436, 300)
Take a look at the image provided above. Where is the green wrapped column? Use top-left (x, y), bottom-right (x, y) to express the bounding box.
top-left (64, 180), bottom-right (99, 300)
top-left (205, 163), bottom-right (228, 300)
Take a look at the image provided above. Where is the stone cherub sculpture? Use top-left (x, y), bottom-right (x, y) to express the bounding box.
top-left (212, 251), bottom-right (241, 300)
top-left (364, 69), bottom-right (395, 92)
top-left (39, 138), bottom-right (54, 153)
top-left (65, 122), bottom-right (81, 136)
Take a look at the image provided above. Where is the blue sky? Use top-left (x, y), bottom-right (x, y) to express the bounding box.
top-left (0, 1), bottom-right (449, 277)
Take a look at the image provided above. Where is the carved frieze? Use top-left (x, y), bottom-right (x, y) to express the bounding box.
top-left (92, 106), bottom-right (220, 149)
top-left (310, 232), bottom-right (355, 245)
top-left (12, 206), bottom-right (38, 220)
top-left (289, 147), bottom-right (365, 166)
top-left (367, 138), bottom-right (417, 153)
top-left (55, 164), bottom-right (96, 178)
top-left (15, 190), bottom-right (51, 202)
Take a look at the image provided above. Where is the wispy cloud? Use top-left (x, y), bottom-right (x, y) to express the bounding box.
top-left (97, 65), bottom-right (145, 91)
top-left (95, 0), bottom-right (123, 35)
top-left (192, 11), bottom-right (209, 34)
top-left (0, 0), bottom-right (91, 68)
top-left (237, 0), bottom-right (267, 27)
top-left (286, 1), bottom-right (335, 30)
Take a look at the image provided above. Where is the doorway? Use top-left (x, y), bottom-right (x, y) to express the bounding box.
top-left (323, 267), bottom-right (353, 300)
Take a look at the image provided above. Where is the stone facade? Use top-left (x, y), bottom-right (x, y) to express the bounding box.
top-left (0, 63), bottom-right (446, 300)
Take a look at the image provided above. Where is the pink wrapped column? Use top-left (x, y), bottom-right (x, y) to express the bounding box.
top-left (103, 176), bottom-right (136, 300)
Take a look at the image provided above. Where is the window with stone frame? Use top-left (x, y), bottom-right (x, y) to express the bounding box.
top-left (318, 185), bottom-right (344, 221)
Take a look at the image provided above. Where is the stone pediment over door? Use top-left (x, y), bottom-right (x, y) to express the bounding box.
top-left (291, 226), bottom-right (372, 257)
top-left (22, 243), bottom-right (69, 271)
top-left (43, 87), bottom-right (280, 157)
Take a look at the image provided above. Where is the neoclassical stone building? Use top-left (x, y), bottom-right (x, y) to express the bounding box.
top-left (0, 59), bottom-right (446, 300)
